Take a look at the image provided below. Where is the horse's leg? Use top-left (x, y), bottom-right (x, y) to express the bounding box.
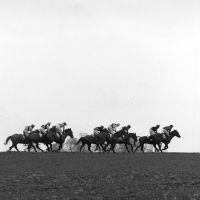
top-left (110, 142), bottom-right (116, 153)
top-left (27, 144), bottom-right (32, 152)
top-left (58, 143), bottom-right (63, 151)
top-left (157, 143), bottom-right (162, 152)
top-left (162, 143), bottom-right (168, 150)
top-left (35, 143), bottom-right (44, 152)
top-left (153, 143), bottom-right (159, 152)
top-left (133, 143), bottom-right (142, 153)
top-left (127, 142), bottom-right (133, 152)
top-left (14, 145), bottom-right (20, 152)
top-left (124, 143), bottom-right (130, 153)
top-left (140, 144), bottom-right (145, 153)
top-left (46, 144), bottom-right (50, 151)
top-left (8, 144), bottom-right (15, 151)
top-left (100, 144), bottom-right (106, 152)
top-left (80, 143), bottom-right (85, 152)
top-left (31, 143), bottom-right (37, 152)
top-left (87, 143), bottom-right (92, 153)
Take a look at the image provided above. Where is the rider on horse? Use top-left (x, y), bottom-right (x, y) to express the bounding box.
top-left (148, 125), bottom-right (160, 142)
top-left (121, 125), bottom-right (131, 133)
top-left (118, 125), bottom-right (131, 140)
top-left (23, 124), bottom-right (35, 143)
top-left (93, 125), bottom-right (104, 150)
top-left (162, 125), bottom-right (173, 138)
top-left (93, 125), bottom-right (104, 136)
top-left (39, 122), bottom-right (51, 138)
top-left (56, 122), bottom-right (67, 138)
top-left (107, 123), bottom-right (120, 137)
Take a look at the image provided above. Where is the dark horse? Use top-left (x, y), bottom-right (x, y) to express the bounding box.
top-left (4, 134), bottom-right (27, 152)
top-left (44, 128), bottom-right (74, 151)
top-left (95, 128), bottom-right (129, 153)
top-left (27, 130), bottom-right (48, 152)
top-left (110, 133), bottom-right (138, 153)
top-left (134, 130), bottom-right (181, 153)
top-left (75, 135), bottom-right (99, 153)
top-left (75, 128), bottom-right (108, 153)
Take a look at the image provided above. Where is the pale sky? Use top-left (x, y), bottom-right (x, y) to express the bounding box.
top-left (0, 0), bottom-right (200, 152)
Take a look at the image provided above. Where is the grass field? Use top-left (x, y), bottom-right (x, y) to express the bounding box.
top-left (0, 152), bottom-right (200, 200)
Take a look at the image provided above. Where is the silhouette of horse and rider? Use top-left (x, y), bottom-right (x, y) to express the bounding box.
top-left (134, 130), bottom-right (181, 153)
top-left (76, 127), bottom-right (138, 153)
top-left (4, 127), bottom-right (73, 152)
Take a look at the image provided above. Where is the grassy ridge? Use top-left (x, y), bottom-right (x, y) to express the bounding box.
top-left (0, 152), bottom-right (200, 199)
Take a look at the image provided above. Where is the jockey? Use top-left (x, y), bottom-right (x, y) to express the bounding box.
top-left (93, 125), bottom-right (104, 136)
top-left (56, 122), bottom-right (67, 138)
top-left (39, 122), bottom-right (51, 136)
top-left (162, 125), bottom-right (173, 137)
top-left (93, 125), bottom-right (104, 151)
top-left (107, 123), bottom-right (120, 137)
top-left (148, 125), bottom-right (160, 142)
top-left (150, 125), bottom-right (160, 135)
top-left (23, 124), bottom-right (35, 142)
top-left (121, 125), bottom-right (131, 133)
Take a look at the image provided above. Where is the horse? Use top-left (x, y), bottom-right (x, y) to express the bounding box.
top-left (134, 130), bottom-right (181, 153)
top-left (75, 128), bottom-right (109, 153)
top-left (4, 134), bottom-right (27, 152)
top-left (75, 135), bottom-right (102, 153)
top-left (96, 128), bottom-right (129, 153)
top-left (111, 132), bottom-right (138, 153)
top-left (26, 130), bottom-right (48, 152)
top-left (43, 128), bottom-right (74, 151)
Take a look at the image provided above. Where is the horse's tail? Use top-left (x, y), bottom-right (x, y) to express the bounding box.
top-left (75, 137), bottom-right (83, 145)
top-left (4, 136), bottom-right (12, 145)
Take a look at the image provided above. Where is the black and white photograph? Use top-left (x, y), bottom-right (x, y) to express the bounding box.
top-left (0, 0), bottom-right (200, 199)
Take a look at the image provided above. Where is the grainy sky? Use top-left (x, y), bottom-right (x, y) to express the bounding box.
top-left (0, 0), bottom-right (199, 152)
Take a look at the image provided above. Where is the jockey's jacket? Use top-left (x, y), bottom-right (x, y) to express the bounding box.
top-left (56, 123), bottom-right (65, 128)
top-left (150, 126), bottom-right (158, 132)
top-left (108, 125), bottom-right (116, 134)
top-left (163, 126), bottom-right (172, 132)
top-left (24, 126), bottom-right (33, 132)
top-left (94, 127), bottom-right (101, 131)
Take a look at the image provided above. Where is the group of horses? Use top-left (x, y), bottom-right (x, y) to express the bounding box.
top-left (76, 128), bottom-right (181, 153)
top-left (4, 126), bottom-right (181, 153)
top-left (4, 127), bottom-right (74, 152)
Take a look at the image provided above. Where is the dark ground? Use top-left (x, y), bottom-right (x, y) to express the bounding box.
top-left (0, 152), bottom-right (200, 200)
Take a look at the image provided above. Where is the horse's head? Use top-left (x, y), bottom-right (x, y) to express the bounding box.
top-left (64, 128), bottom-right (74, 139)
top-left (171, 130), bottom-right (181, 138)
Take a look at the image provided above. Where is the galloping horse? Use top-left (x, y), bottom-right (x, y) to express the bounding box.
top-left (43, 128), bottom-right (74, 151)
top-left (75, 135), bottom-right (99, 153)
top-left (4, 134), bottom-right (26, 152)
top-left (27, 130), bottom-right (47, 152)
top-left (96, 128), bottom-right (129, 153)
top-left (112, 133), bottom-right (138, 153)
top-left (75, 128), bottom-right (108, 153)
top-left (134, 130), bottom-right (181, 153)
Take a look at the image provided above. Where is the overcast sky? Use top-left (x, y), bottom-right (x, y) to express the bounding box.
top-left (0, 0), bottom-right (199, 152)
